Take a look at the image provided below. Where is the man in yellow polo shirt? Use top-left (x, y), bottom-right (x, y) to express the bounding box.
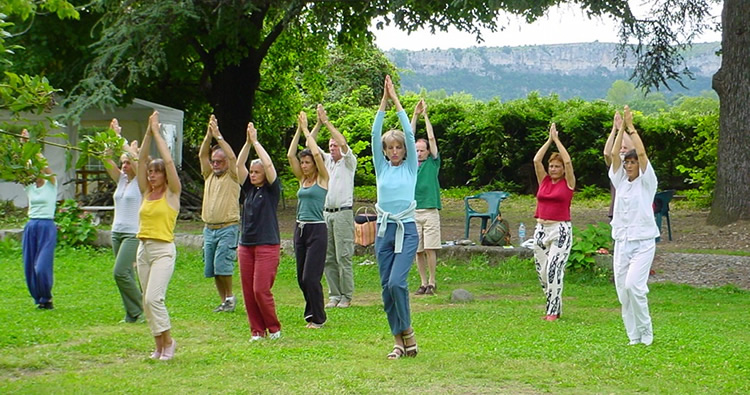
top-left (199, 115), bottom-right (241, 312)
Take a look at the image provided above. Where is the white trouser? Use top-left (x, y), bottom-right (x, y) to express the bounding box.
top-left (613, 239), bottom-right (655, 342)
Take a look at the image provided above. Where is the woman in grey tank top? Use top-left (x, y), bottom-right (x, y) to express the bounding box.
top-left (287, 111), bottom-right (329, 328)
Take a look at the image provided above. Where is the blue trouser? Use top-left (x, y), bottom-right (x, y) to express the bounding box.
top-left (22, 219), bottom-right (57, 304)
top-left (375, 222), bottom-right (418, 335)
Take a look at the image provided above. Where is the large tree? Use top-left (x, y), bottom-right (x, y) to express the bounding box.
top-left (18, 0), bottom-right (748, 223)
top-left (707, 0), bottom-right (749, 224)
top-left (61, 0), bottom-right (577, 152)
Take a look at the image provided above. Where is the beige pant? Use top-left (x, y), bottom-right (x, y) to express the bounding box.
top-left (415, 209), bottom-right (442, 252)
top-left (137, 240), bottom-right (176, 336)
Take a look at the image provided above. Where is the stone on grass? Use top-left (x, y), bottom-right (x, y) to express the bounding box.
top-left (450, 288), bottom-right (474, 303)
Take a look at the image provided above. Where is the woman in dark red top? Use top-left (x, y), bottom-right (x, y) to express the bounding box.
top-left (532, 123), bottom-right (575, 321)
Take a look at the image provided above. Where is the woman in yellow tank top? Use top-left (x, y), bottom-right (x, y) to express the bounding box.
top-left (135, 111), bottom-right (182, 361)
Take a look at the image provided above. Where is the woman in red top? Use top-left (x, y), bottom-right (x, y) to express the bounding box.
top-left (532, 123), bottom-right (575, 321)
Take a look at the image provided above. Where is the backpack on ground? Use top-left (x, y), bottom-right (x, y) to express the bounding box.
top-left (481, 215), bottom-right (512, 246)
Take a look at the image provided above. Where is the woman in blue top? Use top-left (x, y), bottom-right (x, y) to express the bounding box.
top-left (287, 111), bottom-right (329, 328)
top-left (18, 129), bottom-right (58, 310)
top-left (102, 118), bottom-right (143, 323)
top-left (372, 75), bottom-right (419, 359)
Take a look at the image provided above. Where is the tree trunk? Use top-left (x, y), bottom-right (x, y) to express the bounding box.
top-left (709, 0), bottom-right (750, 225)
top-left (205, 56), bottom-right (262, 155)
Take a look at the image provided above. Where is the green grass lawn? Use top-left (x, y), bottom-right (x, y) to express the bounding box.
top-left (1, 243), bottom-right (748, 394)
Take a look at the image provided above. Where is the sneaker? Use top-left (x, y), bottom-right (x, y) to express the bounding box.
top-left (628, 339), bottom-right (641, 346)
top-left (425, 285), bottom-right (436, 295)
top-left (306, 322), bottom-right (324, 329)
top-left (414, 285), bottom-right (428, 295)
top-left (159, 339), bottom-right (176, 361)
top-left (641, 329), bottom-right (653, 346)
top-left (120, 314), bottom-right (143, 324)
top-left (250, 335), bottom-right (265, 342)
top-left (160, 340), bottom-right (176, 360)
top-left (37, 302), bottom-right (54, 310)
top-left (150, 350), bottom-right (161, 359)
top-left (223, 296), bottom-right (236, 313)
top-left (269, 331), bottom-right (282, 340)
top-left (337, 300), bottom-right (351, 308)
top-left (213, 301), bottom-right (226, 312)
top-left (325, 299), bottom-right (339, 308)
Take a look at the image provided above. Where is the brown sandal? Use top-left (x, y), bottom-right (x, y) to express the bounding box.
top-left (387, 344), bottom-right (405, 360)
top-left (402, 329), bottom-right (418, 357)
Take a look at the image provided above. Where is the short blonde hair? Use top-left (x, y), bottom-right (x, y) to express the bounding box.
top-left (381, 129), bottom-right (406, 159)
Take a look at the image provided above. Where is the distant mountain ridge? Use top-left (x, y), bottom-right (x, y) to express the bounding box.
top-left (386, 42), bottom-right (721, 101)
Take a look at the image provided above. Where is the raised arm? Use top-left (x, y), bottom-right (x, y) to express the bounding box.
top-left (287, 116), bottom-right (303, 181)
top-left (237, 123), bottom-right (252, 185)
top-left (254, 129), bottom-right (277, 185)
top-left (137, 120), bottom-right (152, 194)
top-left (385, 75), bottom-right (404, 113)
top-left (533, 128), bottom-right (553, 186)
top-left (423, 102), bottom-right (438, 158)
top-left (310, 109), bottom-right (322, 141)
top-left (212, 116), bottom-right (237, 171)
top-left (104, 118), bottom-right (138, 182)
top-left (604, 111), bottom-right (622, 167)
top-left (624, 106), bottom-right (649, 172)
top-left (551, 124), bottom-right (576, 190)
top-left (410, 99), bottom-right (424, 137)
top-left (198, 115), bottom-right (214, 175)
top-left (400, 101), bottom-right (417, 171)
top-left (149, 111), bottom-right (181, 195)
top-left (238, 122), bottom-right (277, 186)
top-left (318, 104), bottom-right (348, 154)
top-left (300, 111), bottom-right (329, 187)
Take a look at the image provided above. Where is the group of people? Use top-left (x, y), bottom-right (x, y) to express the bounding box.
top-left (531, 105), bottom-right (658, 345)
top-left (192, 75), bottom-right (442, 357)
top-left (17, 77), bottom-right (659, 362)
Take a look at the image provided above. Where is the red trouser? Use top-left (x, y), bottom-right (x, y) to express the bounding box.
top-left (238, 244), bottom-right (281, 336)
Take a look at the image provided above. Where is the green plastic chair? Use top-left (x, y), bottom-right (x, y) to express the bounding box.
top-left (464, 191), bottom-right (510, 240)
top-left (654, 190), bottom-right (674, 242)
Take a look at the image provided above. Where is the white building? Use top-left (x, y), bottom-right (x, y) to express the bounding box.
top-left (0, 98), bottom-right (184, 207)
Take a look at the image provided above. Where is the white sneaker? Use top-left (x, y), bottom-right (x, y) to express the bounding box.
top-left (269, 331), bottom-right (281, 340)
top-left (628, 339), bottom-right (641, 346)
top-left (223, 296), bottom-right (236, 312)
top-left (325, 299), bottom-right (339, 308)
top-left (641, 329), bottom-right (653, 346)
top-left (250, 335), bottom-right (264, 342)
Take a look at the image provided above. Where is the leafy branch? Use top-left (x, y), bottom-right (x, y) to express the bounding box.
top-left (0, 128), bottom-right (126, 183)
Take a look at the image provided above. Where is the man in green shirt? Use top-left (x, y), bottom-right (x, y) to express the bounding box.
top-left (411, 100), bottom-right (442, 295)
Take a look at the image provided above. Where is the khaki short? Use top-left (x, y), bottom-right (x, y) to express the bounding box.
top-left (415, 209), bottom-right (442, 252)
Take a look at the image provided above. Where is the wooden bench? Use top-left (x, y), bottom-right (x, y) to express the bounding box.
top-left (81, 206), bottom-right (115, 226)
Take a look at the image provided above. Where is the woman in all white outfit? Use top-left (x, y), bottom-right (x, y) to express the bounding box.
top-left (608, 106), bottom-right (659, 346)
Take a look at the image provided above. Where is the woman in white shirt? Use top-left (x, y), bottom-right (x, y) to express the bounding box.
top-left (101, 118), bottom-right (143, 323)
top-left (608, 106), bottom-right (659, 346)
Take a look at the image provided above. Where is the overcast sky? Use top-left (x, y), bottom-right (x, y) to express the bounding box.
top-left (373, 3), bottom-right (723, 51)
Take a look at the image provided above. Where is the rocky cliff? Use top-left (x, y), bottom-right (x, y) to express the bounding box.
top-left (386, 42), bottom-right (721, 100)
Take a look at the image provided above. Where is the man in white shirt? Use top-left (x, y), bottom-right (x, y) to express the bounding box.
top-left (312, 104), bottom-right (358, 308)
top-left (609, 106), bottom-right (659, 346)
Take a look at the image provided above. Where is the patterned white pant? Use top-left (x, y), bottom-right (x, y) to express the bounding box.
top-left (533, 221), bottom-right (573, 316)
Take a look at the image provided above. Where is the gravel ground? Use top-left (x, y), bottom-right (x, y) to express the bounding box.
top-left (650, 252), bottom-right (750, 290)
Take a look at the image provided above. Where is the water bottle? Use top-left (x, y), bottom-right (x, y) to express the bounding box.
top-left (518, 222), bottom-right (526, 245)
